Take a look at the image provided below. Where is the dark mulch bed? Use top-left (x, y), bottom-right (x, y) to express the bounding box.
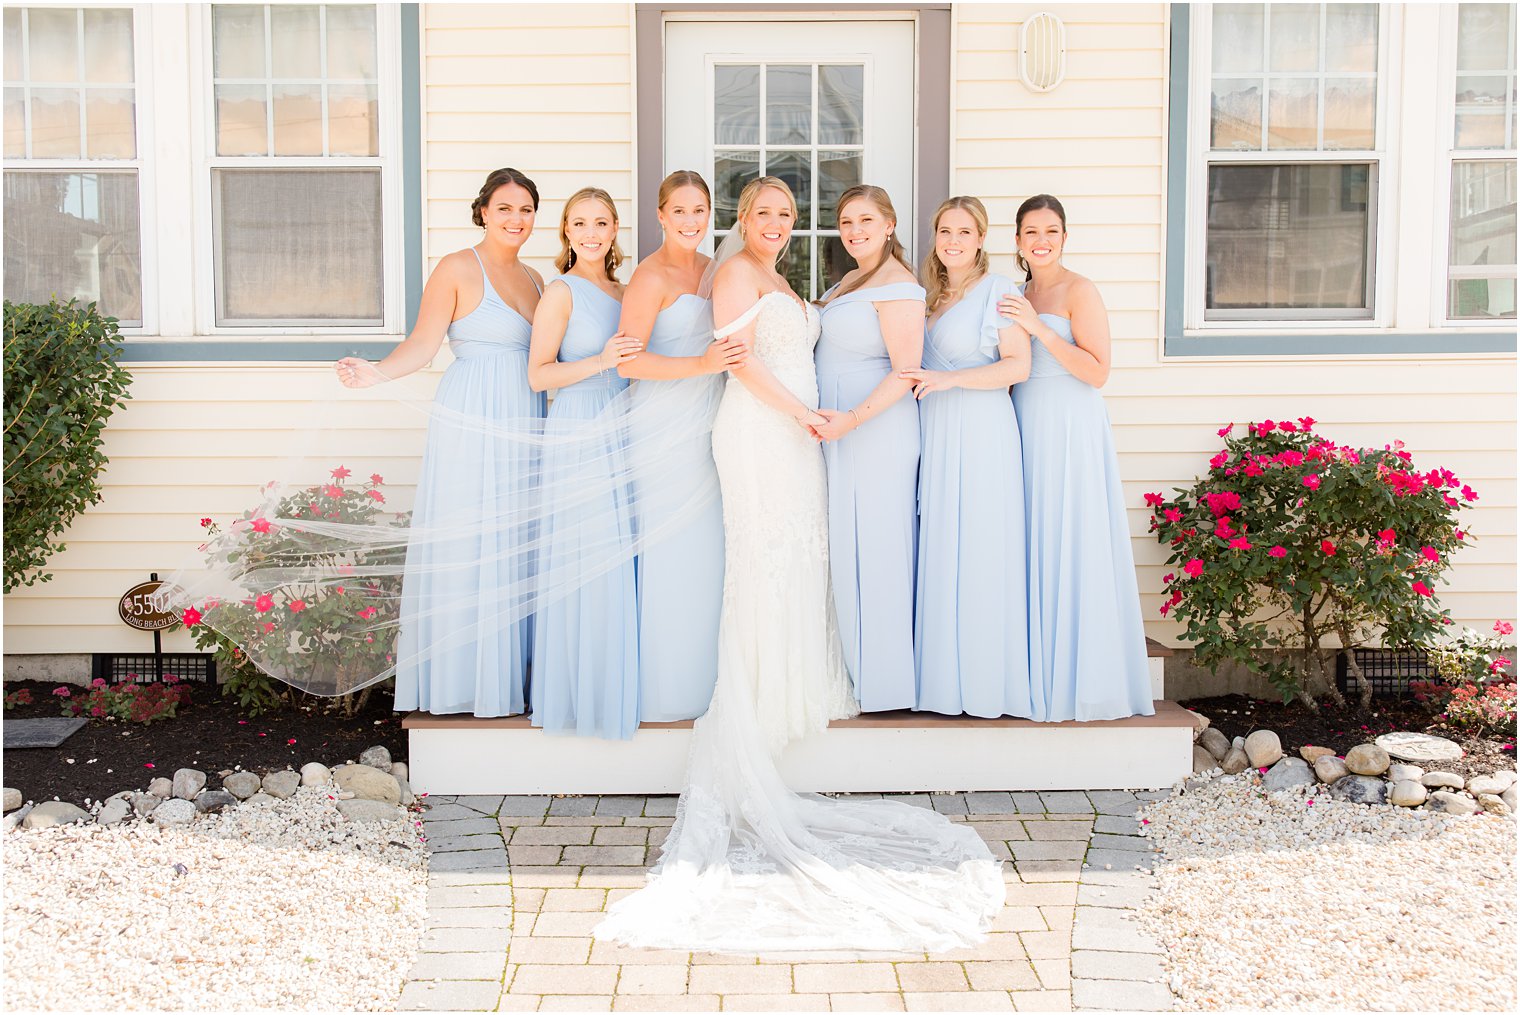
top-left (1, 678), bottom-right (405, 807)
top-left (1183, 692), bottom-right (1516, 780)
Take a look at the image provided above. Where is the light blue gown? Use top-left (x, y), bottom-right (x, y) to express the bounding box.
top-left (630, 294), bottom-right (724, 721)
top-left (816, 281), bottom-right (924, 712)
top-left (396, 250), bottom-right (546, 716)
top-left (530, 274), bottom-right (640, 739)
top-left (1012, 295), bottom-right (1154, 721)
top-left (914, 274), bottom-right (1032, 717)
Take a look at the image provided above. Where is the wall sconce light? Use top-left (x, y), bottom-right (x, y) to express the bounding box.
top-left (1019, 12), bottom-right (1067, 92)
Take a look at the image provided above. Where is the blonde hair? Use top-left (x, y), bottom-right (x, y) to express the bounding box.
top-left (555, 186), bottom-right (624, 280)
top-left (734, 176), bottom-right (798, 242)
top-left (657, 169), bottom-right (711, 209)
top-left (921, 196), bottom-right (992, 313)
top-left (821, 185), bottom-right (913, 305)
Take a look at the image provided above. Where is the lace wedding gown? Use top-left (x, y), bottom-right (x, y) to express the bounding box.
top-left (595, 291), bottom-right (1006, 953)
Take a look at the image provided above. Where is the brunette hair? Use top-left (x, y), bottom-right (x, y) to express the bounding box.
top-left (821, 185), bottom-right (913, 305)
top-left (555, 186), bottom-right (624, 281)
top-left (921, 196), bottom-right (992, 313)
top-left (1014, 193), bottom-right (1068, 280)
top-left (657, 169), bottom-right (711, 209)
top-left (471, 167), bottom-right (539, 227)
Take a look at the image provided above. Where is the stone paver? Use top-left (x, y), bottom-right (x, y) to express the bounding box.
top-left (398, 790), bottom-right (1175, 1013)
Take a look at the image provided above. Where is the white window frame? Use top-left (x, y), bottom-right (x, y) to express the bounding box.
top-left (187, 2), bottom-right (404, 336)
top-left (1184, 3), bottom-right (1398, 333)
top-left (1, 2), bottom-right (158, 335)
top-left (1432, 2), bottom-right (1518, 328)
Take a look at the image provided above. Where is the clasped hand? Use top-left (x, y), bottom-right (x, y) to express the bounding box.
top-left (794, 408), bottom-right (853, 442)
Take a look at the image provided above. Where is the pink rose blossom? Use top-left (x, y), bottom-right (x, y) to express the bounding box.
top-left (1184, 558), bottom-right (1204, 578)
top-left (1268, 546), bottom-right (1287, 558)
top-left (254, 594), bottom-right (275, 613)
top-left (1412, 580), bottom-right (1433, 597)
top-left (1494, 620), bottom-right (1514, 636)
top-left (1302, 474), bottom-right (1321, 490)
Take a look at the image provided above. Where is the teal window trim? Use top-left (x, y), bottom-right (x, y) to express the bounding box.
top-left (117, 340), bottom-right (402, 362)
top-left (1163, 4), bottom-right (1515, 358)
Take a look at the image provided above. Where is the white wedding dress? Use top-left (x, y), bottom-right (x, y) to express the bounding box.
top-left (594, 291), bottom-right (1006, 953)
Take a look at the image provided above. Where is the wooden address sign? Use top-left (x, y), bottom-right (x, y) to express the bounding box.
top-left (118, 580), bottom-right (179, 632)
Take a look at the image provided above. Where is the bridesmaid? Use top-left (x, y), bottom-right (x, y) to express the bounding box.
top-left (998, 194), bottom-right (1154, 722)
top-left (616, 170), bottom-right (746, 721)
top-left (336, 167), bottom-right (545, 717)
top-left (900, 197), bottom-right (1032, 718)
top-left (527, 187), bottom-right (644, 738)
top-left (813, 185), bottom-right (925, 712)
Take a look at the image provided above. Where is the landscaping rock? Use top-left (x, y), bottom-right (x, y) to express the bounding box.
top-left (1375, 731), bottom-right (1463, 763)
top-left (5, 803), bottom-right (33, 832)
top-left (1503, 785), bottom-right (1517, 814)
top-left (222, 772), bottom-right (262, 800)
top-left (1466, 774), bottom-right (1507, 797)
top-left (95, 798), bottom-right (132, 826)
top-left (171, 768), bottom-right (206, 800)
top-left (1192, 745), bottom-right (1217, 775)
top-left (2, 788), bottom-right (21, 812)
top-left (1387, 764), bottom-right (1424, 783)
top-left (1298, 745), bottom-right (1335, 764)
top-left (1344, 744), bottom-right (1390, 777)
top-left (244, 792), bottom-right (275, 807)
top-left (1263, 757), bottom-right (1316, 793)
top-left (1187, 709), bottom-right (1210, 739)
top-left (148, 777), bottom-right (173, 797)
top-left (1491, 770), bottom-right (1517, 791)
top-left (130, 793), bottom-right (160, 817)
top-left (1231, 736), bottom-right (1245, 752)
top-left (151, 799), bottom-right (197, 826)
top-left (1198, 728), bottom-right (1231, 761)
top-left (1220, 747), bottom-right (1250, 775)
top-left (1477, 794), bottom-right (1510, 817)
top-left (358, 745), bottom-right (392, 772)
top-left (24, 801), bottom-right (91, 828)
top-left (390, 761), bottom-right (408, 782)
top-left (1244, 730), bottom-right (1282, 768)
top-left (261, 771), bottom-right (300, 800)
top-left (299, 762), bottom-right (331, 787)
top-left (1421, 771), bottom-right (1465, 790)
top-left (1314, 755), bottom-right (1350, 785)
top-left (336, 798), bottom-right (404, 823)
top-left (1387, 780), bottom-right (1428, 807)
top-left (396, 778), bottom-right (415, 806)
top-left (1427, 790), bottom-right (1478, 816)
top-left (1327, 775), bottom-right (1386, 805)
top-left (195, 790), bottom-right (237, 813)
top-left (333, 764), bottom-right (402, 804)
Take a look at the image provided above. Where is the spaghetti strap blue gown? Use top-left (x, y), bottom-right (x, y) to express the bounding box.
top-left (395, 250), bottom-right (545, 716)
top-left (816, 281), bottom-right (924, 712)
top-left (914, 273), bottom-right (1032, 717)
top-left (530, 274), bottom-right (641, 739)
top-left (1012, 293), bottom-right (1154, 721)
top-left (630, 294), bottom-right (724, 721)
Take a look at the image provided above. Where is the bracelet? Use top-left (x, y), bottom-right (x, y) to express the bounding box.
top-left (848, 408), bottom-right (861, 427)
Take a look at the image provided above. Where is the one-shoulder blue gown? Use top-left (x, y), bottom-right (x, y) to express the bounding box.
top-left (396, 250), bottom-right (546, 716)
top-left (915, 274), bottom-right (1031, 717)
top-left (630, 294), bottom-right (724, 721)
top-left (816, 281), bottom-right (925, 712)
top-left (1012, 294), bottom-right (1154, 721)
top-left (530, 274), bottom-right (640, 739)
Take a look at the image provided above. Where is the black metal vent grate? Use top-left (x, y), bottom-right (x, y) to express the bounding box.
top-left (91, 653), bottom-right (216, 684)
top-left (1335, 648), bottom-right (1432, 698)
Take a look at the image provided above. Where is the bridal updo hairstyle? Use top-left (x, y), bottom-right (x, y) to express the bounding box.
top-left (821, 184), bottom-right (913, 304)
top-left (1013, 193), bottom-right (1067, 280)
top-left (658, 169), bottom-right (712, 208)
top-left (555, 185), bottom-right (625, 281)
top-left (922, 196), bottom-right (993, 313)
top-left (471, 167), bottom-right (538, 226)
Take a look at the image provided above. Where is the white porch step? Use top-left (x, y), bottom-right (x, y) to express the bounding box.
top-left (404, 699), bottom-right (1194, 796)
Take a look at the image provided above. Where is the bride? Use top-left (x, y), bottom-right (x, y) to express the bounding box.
top-left (595, 177), bottom-right (1005, 952)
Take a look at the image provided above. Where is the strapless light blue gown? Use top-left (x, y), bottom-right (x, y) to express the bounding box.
top-left (1012, 293), bottom-right (1154, 721)
top-left (915, 274), bottom-right (1032, 717)
top-left (396, 250), bottom-right (545, 716)
top-left (630, 295), bottom-right (724, 721)
top-left (816, 281), bottom-right (924, 712)
top-left (530, 274), bottom-right (640, 739)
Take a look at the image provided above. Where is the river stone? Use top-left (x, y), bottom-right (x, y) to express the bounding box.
top-left (95, 797), bottom-right (132, 826)
top-left (1421, 771), bottom-right (1465, 789)
top-left (5, 803), bottom-right (34, 831)
top-left (152, 798), bottom-right (197, 826)
top-left (195, 790), bottom-right (237, 813)
top-left (1388, 764), bottom-right (1424, 783)
top-left (1388, 780), bottom-right (1428, 807)
top-left (1244, 730), bottom-right (1283, 768)
top-left (336, 798), bottom-right (405, 823)
top-left (1375, 731), bottom-right (1464, 763)
top-left (1503, 785), bottom-right (1517, 814)
top-left (1191, 745), bottom-right (1217, 775)
top-left (24, 801), bottom-right (91, 828)
top-left (390, 761), bottom-right (408, 782)
top-left (358, 745), bottom-right (392, 772)
top-left (2, 788), bottom-right (20, 812)
top-left (1221, 747), bottom-right (1251, 775)
top-left (261, 770), bottom-right (300, 800)
top-left (1467, 774), bottom-right (1507, 797)
top-left (244, 792), bottom-right (275, 807)
top-left (1232, 735), bottom-right (1246, 752)
top-left (1345, 744), bottom-right (1390, 776)
top-left (1478, 793), bottom-right (1511, 816)
top-left (1198, 728), bottom-right (1231, 761)
top-left (1299, 745), bottom-right (1336, 764)
top-left (1186, 709), bottom-right (1210, 739)
top-left (1263, 757), bottom-right (1316, 793)
top-left (333, 764), bottom-right (402, 804)
top-left (148, 777), bottom-right (173, 797)
top-left (222, 772), bottom-right (262, 800)
top-left (1328, 774), bottom-right (1386, 805)
top-left (1491, 770), bottom-right (1517, 791)
top-left (1314, 756), bottom-right (1350, 784)
top-left (130, 792), bottom-right (160, 817)
top-left (396, 777), bottom-right (415, 806)
top-left (1428, 790), bottom-right (1480, 816)
top-left (300, 762), bottom-right (331, 787)
top-left (171, 768), bottom-right (206, 800)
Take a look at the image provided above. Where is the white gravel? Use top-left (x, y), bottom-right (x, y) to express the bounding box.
top-left (3, 786), bottom-right (428, 1012)
top-left (1136, 775), bottom-right (1517, 1011)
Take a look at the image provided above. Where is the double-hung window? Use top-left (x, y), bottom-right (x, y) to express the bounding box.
top-left (3, 6), bottom-right (146, 328)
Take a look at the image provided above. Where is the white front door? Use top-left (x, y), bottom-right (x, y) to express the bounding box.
top-left (665, 19), bottom-right (917, 300)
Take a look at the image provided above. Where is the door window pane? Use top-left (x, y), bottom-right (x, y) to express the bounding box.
top-left (768, 151), bottom-right (812, 229)
top-left (1205, 163), bottom-right (1374, 317)
top-left (818, 65), bottom-right (863, 145)
top-left (714, 65), bottom-right (759, 146)
top-left (817, 150), bottom-right (862, 229)
top-left (214, 169), bottom-right (383, 324)
top-left (713, 150), bottom-right (759, 230)
top-left (3, 170), bottom-right (142, 325)
top-left (766, 65), bottom-right (811, 145)
top-left (1448, 160), bottom-right (1517, 319)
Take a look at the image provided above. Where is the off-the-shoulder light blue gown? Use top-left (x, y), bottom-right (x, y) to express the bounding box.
top-left (816, 281), bottom-right (925, 712)
top-left (396, 250), bottom-right (546, 716)
top-left (1012, 293), bottom-right (1154, 721)
top-left (915, 274), bottom-right (1031, 717)
top-left (630, 294), bottom-right (724, 721)
top-left (530, 274), bottom-right (641, 739)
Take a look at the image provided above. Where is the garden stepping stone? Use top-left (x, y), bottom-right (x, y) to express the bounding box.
top-left (1375, 731), bottom-right (1463, 763)
top-left (3, 718), bottom-right (86, 749)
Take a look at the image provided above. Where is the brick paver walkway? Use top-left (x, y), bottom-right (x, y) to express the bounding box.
top-left (399, 792), bottom-right (1176, 1013)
